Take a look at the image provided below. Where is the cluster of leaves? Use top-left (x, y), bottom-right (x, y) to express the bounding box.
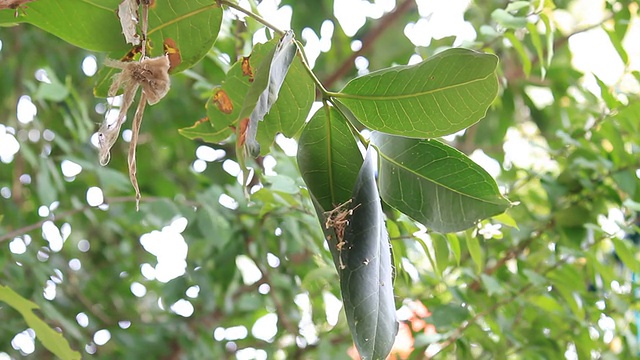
top-left (1, 0), bottom-right (640, 359)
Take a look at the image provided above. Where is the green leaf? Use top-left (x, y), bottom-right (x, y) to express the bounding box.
top-left (527, 22), bottom-right (545, 78)
top-left (0, 284), bottom-right (81, 360)
top-left (178, 117), bottom-right (230, 143)
top-left (466, 233), bottom-right (484, 273)
top-left (0, 0), bottom-right (130, 52)
top-left (447, 233), bottom-right (461, 266)
top-left (187, 37), bottom-right (313, 152)
top-left (491, 9), bottom-right (528, 29)
top-left (505, 31), bottom-right (531, 77)
top-left (432, 233), bottom-right (450, 276)
top-left (335, 48), bottom-right (498, 138)
top-left (341, 148), bottom-right (398, 360)
top-left (239, 31), bottom-right (298, 157)
top-left (298, 106), bottom-right (363, 211)
top-left (539, 13), bottom-right (554, 69)
top-left (612, 238), bottom-right (640, 273)
top-left (371, 132), bottom-right (511, 233)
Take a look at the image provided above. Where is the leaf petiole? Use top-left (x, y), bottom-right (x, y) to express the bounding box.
top-left (218, 0), bottom-right (285, 36)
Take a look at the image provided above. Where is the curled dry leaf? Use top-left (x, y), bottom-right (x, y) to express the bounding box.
top-left (163, 38), bottom-right (182, 72)
top-left (117, 0), bottom-right (140, 46)
top-left (98, 55), bottom-right (171, 208)
top-left (212, 89), bottom-right (233, 114)
top-left (241, 56), bottom-right (254, 82)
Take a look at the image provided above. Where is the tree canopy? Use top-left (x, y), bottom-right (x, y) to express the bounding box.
top-left (1, 0), bottom-right (640, 359)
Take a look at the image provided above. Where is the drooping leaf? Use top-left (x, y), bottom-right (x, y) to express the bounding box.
top-left (371, 132), bottom-right (511, 233)
top-left (297, 105), bottom-right (363, 211)
top-left (340, 148), bottom-right (398, 360)
top-left (335, 48), bottom-right (498, 138)
top-left (0, 284), bottom-right (81, 360)
top-left (237, 30), bottom-right (298, 157)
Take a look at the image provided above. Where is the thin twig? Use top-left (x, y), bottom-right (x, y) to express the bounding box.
top-left (218, 0), bottom-right (285, 35)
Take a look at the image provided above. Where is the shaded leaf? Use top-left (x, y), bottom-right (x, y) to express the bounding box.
top-left (341, 148), bottom-right (398, 360)
top-left (335, 48), bottom-right (498, 138)
top-left (0, 284), bottom-right (81, 360)
top-left (237, 30), bottom-right (297, 157)
top-left (297, 106), bottom-right (363, 211)
top-left (371, 132), bottom-right (510, 233)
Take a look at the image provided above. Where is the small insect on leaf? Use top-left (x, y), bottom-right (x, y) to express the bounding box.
top-left (0, 0), bottom-right (34, 16)
top-left (116, 0), bottom-right (141, 46)
top-left (241, 56), bottom-right (254, 82)
top-left (211, 89), bottom-right (233, 114)
top-left (324, 199), bottom-right (360, 270)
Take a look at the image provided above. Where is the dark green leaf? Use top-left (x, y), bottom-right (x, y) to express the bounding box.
top-left (0, 285), bottom-right (81, 360)
top-left (341, 149), bottom-right (398, 360)
top-left (335, 48), bottom-right (498, 138)
top-left (371, 132), bottom-right (511, 232)
top-left (298, 106), bottom-right (363, 211)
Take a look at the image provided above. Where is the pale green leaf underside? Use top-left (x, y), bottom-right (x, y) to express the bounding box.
top-left (337, 48), bottom-right (499, 138)
top-left (371, 132), bottom-right (510, 232)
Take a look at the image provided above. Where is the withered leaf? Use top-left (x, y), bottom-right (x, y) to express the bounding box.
top-left (117, 0), bottom-right (140, 46)
top-left (212, 88), bottom-right (233, 114)
top-left (163, 38), bottom-right (182, 72)
top-left (241, 56), bottom-right (254, 82)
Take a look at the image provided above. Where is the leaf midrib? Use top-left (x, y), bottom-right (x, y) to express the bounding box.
top-left (334, 72), bottom-right (494, 101)
top-left (374, 145), bottom-right (505, 205)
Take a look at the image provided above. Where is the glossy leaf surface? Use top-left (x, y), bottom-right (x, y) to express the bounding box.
top-left (297, 106), bottom-right (363, 211)
top-left (336, 48), bottom-right (498, 138)
top-left (371, 132), bottom-right (510, 232)
top-left (341, 149), bottom-right (398, 360)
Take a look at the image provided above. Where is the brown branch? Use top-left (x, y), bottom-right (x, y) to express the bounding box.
top-left (323, 0), bottom-right (416, 88)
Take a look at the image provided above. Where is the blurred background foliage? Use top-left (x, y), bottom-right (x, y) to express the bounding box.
top-left (2, 0), bottom-right (640, 359)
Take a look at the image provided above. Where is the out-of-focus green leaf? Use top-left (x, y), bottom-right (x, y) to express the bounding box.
top-left (297, 106), bottom-right (362, 211)
top-left (539, 13), bottom-right (554, 68)
top-left (594, 75), bottom-right (620, 109)
top-left (466, 233), bottom-right (484, 273)
top-left (612, 238), bottom-right (640, 272)
top-left (505, 31), bottom-right (531, 77)
top-left (432, 233), bottom-right (449, 276)
top-left (0, 285), bottom-right (81, 360)
top-left (447, 233), bottom-right (461, 266)
top-left (335, 48), bottom-right (498, 138)
top-left (371, 132), bottom-right (510, 232)
top-left (527, 22), bottom-right (545, 78)
top-left (340, 149), bottom-right (398, 360)
top-left (491, 9), bottom-right (528, 29)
